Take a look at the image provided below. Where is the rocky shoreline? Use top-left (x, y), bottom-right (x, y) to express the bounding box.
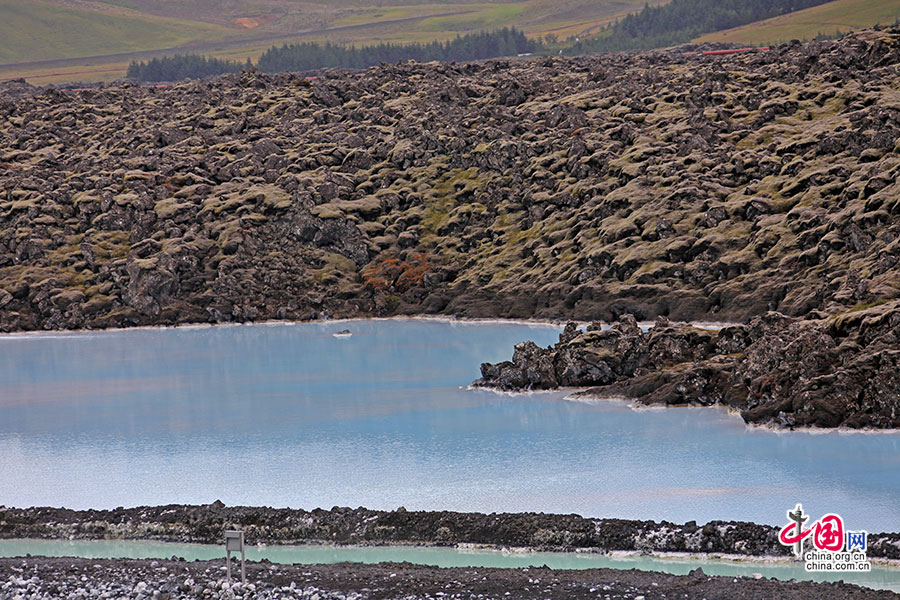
top-left (5, 556), bottom-right (895, 600)
top-left (3, 504), bottom-right (900, 560)
top-left (4, 27), bottom-right (900, 430)
top-left (475, 301), bottom-right (900, 429)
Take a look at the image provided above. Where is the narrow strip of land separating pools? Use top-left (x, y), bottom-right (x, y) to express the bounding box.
top-left (2, 539), bottom-right (899, 593)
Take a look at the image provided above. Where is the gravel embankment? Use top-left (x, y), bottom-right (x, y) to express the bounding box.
top-left (2, 557), bottom-right (896, 600)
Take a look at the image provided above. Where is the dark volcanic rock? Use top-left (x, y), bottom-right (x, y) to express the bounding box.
top-left (476, 302), bottom-right (900, 429)
top-left (2, 28), bottom-right (900, 332)
top-left (2, 504), bottom-right (899, 560)
top-left (475, 315), bottom-right (718, 391)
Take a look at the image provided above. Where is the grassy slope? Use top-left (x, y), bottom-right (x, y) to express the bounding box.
top-left (89, 0), bottom-right (642, 35)
top-left (17, 0), bottom-right (897, 77)
top-left (0, 0), bottom-right (234, 64)
top-left (0, 0), bottom-right (649, 83)
top-left (94, 0), bottom-right (528, 28)
top-left (695, 0), bottom-right (900, 45)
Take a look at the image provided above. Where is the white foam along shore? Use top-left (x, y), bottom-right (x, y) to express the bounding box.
top-left (463, 384), bottom-right (583, 396)
top-left (0, 314), bottom-right (740, 339)
top-left (0, 315), bottom-right (566, 339)
top-left (563, 390), bottom-right (900, 435)
top-left (457, 543), bottom-right (900, 568)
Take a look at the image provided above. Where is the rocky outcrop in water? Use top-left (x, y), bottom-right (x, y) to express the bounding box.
top-left (475, 300), bottom-right (900, 429)
top-left (2, 28), bottom-right (900, 331)
top-left (476, 317), bottom-right (719, 390)
top-left (2, 504), bottom-right (900, 559)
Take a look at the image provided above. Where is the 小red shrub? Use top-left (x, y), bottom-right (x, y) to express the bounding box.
top-left (362, 253), bottom-right (432, 293)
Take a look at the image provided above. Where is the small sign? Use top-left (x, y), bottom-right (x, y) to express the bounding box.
top-left (224, 530), bottom-right (246, 584)
top-left (225, 530), bottom-right (244, 552)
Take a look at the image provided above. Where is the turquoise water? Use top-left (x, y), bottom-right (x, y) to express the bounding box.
top-left (0, 319), bottom-right (899, 532)
top-left (1, 539), bottom-right (898, 593)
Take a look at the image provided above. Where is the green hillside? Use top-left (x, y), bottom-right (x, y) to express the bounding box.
top-left (695, 0), bottom-right (900, 44)
top-left (8, 0), bottom-right (895, 74)
top-left (0, 0), bottom-right (234, 64)
top-left (0, 0), bottom-right (651, 82)
top-left (0, 0), bottom-right (652, 67)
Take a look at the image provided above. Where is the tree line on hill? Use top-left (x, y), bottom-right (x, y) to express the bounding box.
top-left (258, 27), bottom-right (536, 72)
top-left (565, 0), bottom-right (834, 54)
top-left (126, 54), bottom-right (248, 82)
top-left (126, 1), bottom-right (874, 84)
top-left (126, 28), bottom-right (537, 82)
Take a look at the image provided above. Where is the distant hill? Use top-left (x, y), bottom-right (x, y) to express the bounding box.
top-left (0, 0), bottom-right (653, 83)
top-left (4, 0), bottom-right (897, 84)
top-left (0, 0), bottom-right (647, 67)
top-left (0, 0), bottom-right (232, 64)
top-left (695, 0), bottom-right (900, 45)
top-left (564, 0), bottom-right (834, 54)
top-left (90, 0), bottom-right (651, 40)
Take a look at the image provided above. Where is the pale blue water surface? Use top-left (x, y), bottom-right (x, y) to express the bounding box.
top-left (1, 319), bottom-right (899, 532)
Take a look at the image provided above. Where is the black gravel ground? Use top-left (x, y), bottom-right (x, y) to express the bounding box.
top-left (2, 556), bottom-right (897, 600)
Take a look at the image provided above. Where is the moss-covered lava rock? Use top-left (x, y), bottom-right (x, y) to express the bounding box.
top-left (2, 28), bottom-right (900, 332)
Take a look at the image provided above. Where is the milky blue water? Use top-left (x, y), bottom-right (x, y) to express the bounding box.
top-left (2, 539), bottom-right (899, 592)
top-left (1, 319), bottom-right (899, 533)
